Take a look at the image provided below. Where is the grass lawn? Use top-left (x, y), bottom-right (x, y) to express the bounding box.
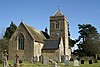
top-left (0, 60), bottom-right (100, 67)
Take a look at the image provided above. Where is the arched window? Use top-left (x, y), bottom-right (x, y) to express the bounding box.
top-left (18, 33), bottom-right (24, 50)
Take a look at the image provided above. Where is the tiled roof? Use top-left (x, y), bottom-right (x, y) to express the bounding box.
top-left (23, 23), bottom-right (46, 42)
top-left (42, 39), bottom-right (60, 50)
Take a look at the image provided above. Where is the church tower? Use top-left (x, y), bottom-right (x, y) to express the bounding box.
top-left (50, 10), bottom-right (70, 55)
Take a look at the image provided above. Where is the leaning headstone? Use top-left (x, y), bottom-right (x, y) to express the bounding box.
top-left (43, 56), bottom-right (49, 65)
top-left (74, 59), bottom-right (79, 66)
top-left (64, 60), bottom-right (69, 66)
top-left (81, 60), bottom-right (84, 64)
top-left (2, 55), bottom-right (8, 67)
top-left (89, 60), bottom-right (92, 64)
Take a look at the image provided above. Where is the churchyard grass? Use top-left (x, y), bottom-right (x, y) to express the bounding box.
top-left (0, 60), bottom-right (100, 67)
top-left (61, 60), bottom-right (100, 67)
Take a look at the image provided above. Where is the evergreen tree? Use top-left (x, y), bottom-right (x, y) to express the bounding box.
top-left (1, 21), bottom-right (17, 51)
top-left (0, 38), bottom-right (8, 51)
top-left (3, 21), bottom-right (17, 39)
top-left (75, 24), bottom-right (100, 57)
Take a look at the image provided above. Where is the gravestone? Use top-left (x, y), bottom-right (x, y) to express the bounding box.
top-left (32, 56), bottom-right (38, 63)
top-left (43, 56), bottom-right (49, 65)
top-left (30, 57), bottom-right (34, 63)
top-left (35, 56), bottom-right (38, 63)
top-left (3, 50), bottom-right (8, 60)
top-left (94, 58), bottom-right (98, 63)
top-left (65, 55), bottom-right (69, 60)
top-left (61, 55), bottom-right (65, 63)
top-left (61, 55), bottom-right (69, 63)
top-left (81, 60), bottom-right (84, 64)
top-left (53, 56), bottom-right (59, 62)
top-left (2, 55), bottom-right (8, 67)
top-left (32, 57), bottom-right (35, 63)
top-left (64, 60), bottom-right (69, 66)
top-left (51, 61), bottom-right (58, 67)
top-left (39, 55), bottom-right (43, 63)
top-left (74, 59), bottom-right (79, 66)
top-left (14, 54), bottom-right (20, 67)
top-left (89, 60), bottom-right (92, 64)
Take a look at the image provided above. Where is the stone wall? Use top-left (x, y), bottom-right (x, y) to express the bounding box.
top-left (42, 50), bottom-right (56, 59)
top-left (34, 42), bottom-right (44, 61)
top-left (9, 23), bottom-right (34, 60)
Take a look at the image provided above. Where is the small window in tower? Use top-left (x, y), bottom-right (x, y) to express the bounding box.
top-left (56, 22), bottom-right (60, 29)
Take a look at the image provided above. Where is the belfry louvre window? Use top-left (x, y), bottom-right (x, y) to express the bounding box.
top-left (18, 33), bottom-right (24, 50)
top-left (56, 22), bottom-right (60, 29)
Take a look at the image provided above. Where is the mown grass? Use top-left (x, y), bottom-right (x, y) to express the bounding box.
top-left (0, 60), bottom-right (100, 67)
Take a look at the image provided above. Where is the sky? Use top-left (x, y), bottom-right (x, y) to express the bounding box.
top-left (0, 0), bottom-right (100, 39)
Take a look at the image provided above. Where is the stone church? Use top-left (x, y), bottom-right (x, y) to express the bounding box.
top-left (9, 10), bottom-right (71, 62)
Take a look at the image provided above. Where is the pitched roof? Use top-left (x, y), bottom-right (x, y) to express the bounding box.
top-left (22, 22), bottom-right (46, 42)
top-left (54, 9), bottom-right (63, 16)
top-left (42, 39), bottom-right (60, 50)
